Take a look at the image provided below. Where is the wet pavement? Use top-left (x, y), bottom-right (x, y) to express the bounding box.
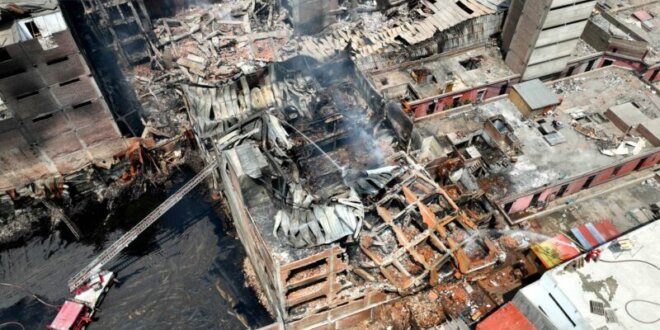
top-left (0, 170), bottom-right (272, 329)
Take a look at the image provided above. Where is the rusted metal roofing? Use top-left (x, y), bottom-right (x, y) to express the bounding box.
top-left (476, 302), bottom-right (536, 330)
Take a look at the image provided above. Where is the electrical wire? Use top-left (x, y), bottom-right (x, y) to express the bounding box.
top-left (0, 282), bottom-right (60, 309)
top-left (598, 258), bottom-right (660, 272)
top-left (0, 322), bottom-right (25, 330)
top-left (624, 300), bottom-right (660, 324)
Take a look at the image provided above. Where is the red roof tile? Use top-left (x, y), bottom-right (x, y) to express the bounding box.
top-left (476, 302), bottom-right (536, 330)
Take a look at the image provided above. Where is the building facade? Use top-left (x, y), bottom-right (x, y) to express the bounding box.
top-left (0, 4), bottom-right (126, 191)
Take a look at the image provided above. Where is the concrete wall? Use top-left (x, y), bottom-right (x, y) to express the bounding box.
top-left (408, 77), bottom-right (519, 118)
top-left (503, 150), bottom-right (660, 216)
top-left (286, 0), bottom-right (339, 35)
top-left (537, 21), bottom-right (587, 47)
top-left (503, 0), bottom-right (596, 80)
top-left (542, 2), bottom-right (594, 29)
top-left (0, 27), bottom-right (125, 191)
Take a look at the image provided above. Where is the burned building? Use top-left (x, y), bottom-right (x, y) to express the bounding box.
top-left (5, 0), bottom-right (654, 328)
top-left (0, 1), bottom-right (126, 192)
top-left (411, 66), bottom-right (660, 221)
top-left (366, 45), bottom-right (520, 118)
top-left (208, 62), bottom-right (517, 326)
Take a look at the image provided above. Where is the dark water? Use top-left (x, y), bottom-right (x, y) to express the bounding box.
top-left (0, 171), bottom-right (273, 329)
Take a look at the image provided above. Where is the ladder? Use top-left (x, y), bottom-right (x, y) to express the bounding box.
top-left (68, 160), bottom-right (218, 292)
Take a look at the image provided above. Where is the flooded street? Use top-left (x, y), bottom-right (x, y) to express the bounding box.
top-left (0, 171), bottom-right (272, 329)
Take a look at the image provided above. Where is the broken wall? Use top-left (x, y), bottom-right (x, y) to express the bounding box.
top-left (285, 0), bottom-right (340, 35)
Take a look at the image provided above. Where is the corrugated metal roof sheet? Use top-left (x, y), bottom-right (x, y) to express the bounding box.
top-left (512, 79), bottom-right (560, 110)
top-left (570, 220), bottom-right (620, 249)
top-left (476, 302), bottom-right (536, 330)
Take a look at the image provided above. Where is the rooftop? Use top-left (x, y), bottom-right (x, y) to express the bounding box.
top-left (518, 219), bottom-right (660, 330)
top-left (526, 169), bottom-right (660, 237)
top-left (368, 45), bottom-right (516, 102)
top-left (413, 66), bottom-right (660, 200)
top-left (599, 0), bottom-right (660, 64)
top-left (512, 79), bottom-right (560, 110)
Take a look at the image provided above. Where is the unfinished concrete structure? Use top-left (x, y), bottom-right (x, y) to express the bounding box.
top-left (502, 0), bottom-right (598, 80)
top-left (0, 1), bottom-right (126, 191)
top-left (56, 0), bottom-right (156, 137)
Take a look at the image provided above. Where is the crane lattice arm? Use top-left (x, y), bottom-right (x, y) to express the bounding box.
top-left (68, 160), bottom-right (218, 292)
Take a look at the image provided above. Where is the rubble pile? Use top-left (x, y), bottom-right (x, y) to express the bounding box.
top-left (151, 3), bottom-right (291, 85)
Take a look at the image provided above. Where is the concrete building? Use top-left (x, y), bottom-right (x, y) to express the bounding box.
top-left (588, 0), bottom-right (660, 83)
top-left (512, 219), bottom-right (660, 330)
top-left (502, 0), bottom-right (598, 80)
top-left (366, 45), bottom-right (520, 118)
top-left (411, 66), bottom-right (660, 219)
top-left (0, 1), bottom-right (126, 191)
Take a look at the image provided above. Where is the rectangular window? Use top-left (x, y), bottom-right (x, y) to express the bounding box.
top-left (16, 90), bottom-right (39, 100)
top-left (427, 100), bottom-right (437, 115)
top-left (46, 56), bottom-right (69, 66)
top-left (455, 1), bottom-right (474, 14)
top-left (585, 60), bottom-right (596, 72)
top-left (634, 157), bottom-right (647, 171)
top-left (650, 69), bottom-right (659, 82)
top-left (72, 100), bottom-right (93, 109)
top-left (32, 113), bottom-right (53, 123)
top-left (566, 66), bottom-right (575, 77)
top-left (0, 67), bottom-right (26, 79)
top-left (602, 59), bottom-right (614, 67)
top-left (476, 89), bottom-right (486, 102)
top-left (452, 96), bottom-right (461, 107)
top-left (59, 78), bottom-right (80, 87)
top-left (25, 21), bottom-right (41, 38)
top-left (557, 184), bottom-right (569, 197)
top-left (499, 83), bottom-right (508, 95)
top-left (582, 175), bottom-right (596, 190)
